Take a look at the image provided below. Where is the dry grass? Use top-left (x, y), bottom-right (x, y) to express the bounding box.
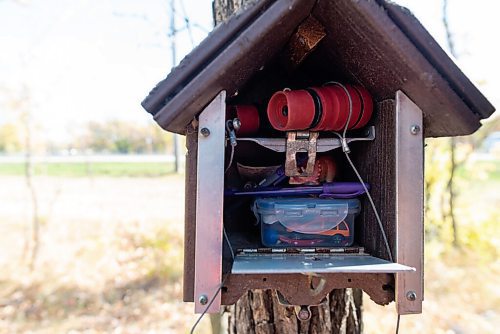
top-left (363, 244), bottom-right (499, 334)
top-left (0, 175), bottom-right (210, 334)
top-left (0, 174), bottom-right (498, 333)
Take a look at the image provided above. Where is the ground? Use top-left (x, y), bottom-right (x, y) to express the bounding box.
top-left (0, 159), bottom-right (498, 333)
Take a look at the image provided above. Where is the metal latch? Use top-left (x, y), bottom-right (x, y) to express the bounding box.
top-left (275, 290), bottom-right (329, 322)
top-left (285, 131), bottom-right (319, 177)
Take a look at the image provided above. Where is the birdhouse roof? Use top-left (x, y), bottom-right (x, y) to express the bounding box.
top-left (141, 0), bottom-right (495, 137)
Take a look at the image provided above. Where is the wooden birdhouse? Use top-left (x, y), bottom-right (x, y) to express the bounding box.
top-left (141, 0), bottom-right (494, 317)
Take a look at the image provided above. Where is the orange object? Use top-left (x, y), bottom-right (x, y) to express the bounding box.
top-left (289, 156), bottom-right (336, 185)
top-left (319, 221), bottom-right (351, 237)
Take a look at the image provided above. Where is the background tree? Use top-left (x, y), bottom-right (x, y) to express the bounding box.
top-left (0, 123), bottom-right (21, 153)
top-left (2, 86), bottom-right (42, 270)
top-left (76, 120), bottom-right (174, 154)
top-left (212, 1), bottom-right (362, 333)
top-left (423, 0), bottom-right (500, 247)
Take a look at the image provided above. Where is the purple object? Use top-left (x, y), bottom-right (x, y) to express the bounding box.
top-left (258, 156), bottom-right (308, 187)
top-left (225, 182), bottom-right (369, 199)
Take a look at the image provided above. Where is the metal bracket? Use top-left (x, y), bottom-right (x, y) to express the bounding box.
top-left (236, 126), bottom-right (375, 152)
top-left (285, 131), bottom-right (319, 176)
top-left (395, 91), bottom-right (424, 315)
top-left (275, 290), bottom-right (329, 321)
top-left (194, 91), bottom-right (226, 313)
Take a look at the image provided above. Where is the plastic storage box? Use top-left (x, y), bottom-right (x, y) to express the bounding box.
top-left (253, 197), bottom-right (360, 247)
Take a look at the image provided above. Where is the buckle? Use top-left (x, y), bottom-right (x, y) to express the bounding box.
top-left (285, 131), bottom-right (318, 177)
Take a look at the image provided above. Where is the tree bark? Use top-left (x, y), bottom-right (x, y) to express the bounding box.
top-left (212, 1), bottom-right (363, 333)
top-left (226, 289), bottom-right (362, 334)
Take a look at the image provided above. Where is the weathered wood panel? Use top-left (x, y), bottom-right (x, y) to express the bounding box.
top-left (311, 0), bottom-right (483, 137)
top-left (143, 0), bottom-right (494, 137)
top-left (222, 273), bottom-right (394, 307)
top-left (183, 125), bottom-right (197, 302)
top-left (352, 100), bottom-right (397, 261)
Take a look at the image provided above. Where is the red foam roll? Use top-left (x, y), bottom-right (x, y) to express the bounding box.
top-left (344, 84), bottom-right (363, 129)
top-left (267, 89), bottom-right (315, 131)
top-left (322, 85), bottom-right (349, 131)
top-left (309, 87), bottom-right (339, 131)
top-left (232, 105), bottom-right (260, 135)
top-left (323, 84), bottom-right (363, 131)
top-left (351, 85), bottom-right (373, 129)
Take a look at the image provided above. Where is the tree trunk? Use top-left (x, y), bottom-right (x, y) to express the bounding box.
top-left (227, 289), bottom-right (362, 334)
top-left (442, 0), bottom-right (460, 248)
top-left (212, 1), bottom-right (363, 333)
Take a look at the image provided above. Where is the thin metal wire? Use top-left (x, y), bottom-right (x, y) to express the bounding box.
top-left (329, 81), bottom-right (394, 262)
top-left (189, 283), bottom-right (223, 334)
top-left (396, 314), bottom-right (401, 334)
top-left (343, 151), bottom-right (394, 262)
top-left (178, 0), bottom-right (195, 47)
top-left (189, 227), bottom-right (235, 334)
top-left (224, 120), bottom-right (237, 173)
top-left (225, 144), bottom-right (235, 174)
top-left (190, 119), bottom-right (237, 332)
top-left (223, 226), bottom-right (235, 260)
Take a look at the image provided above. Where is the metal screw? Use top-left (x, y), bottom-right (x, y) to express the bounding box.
top-left (406, 291), bottom-right (417, 301)
top-left (199, 294), bottom-right (208, 305)
top-left (410, 125), bottom-right (421, 135)
top-left (297, 306), bottom-right (311, 321)
top-left (232, 118), bottom-right (241, 131)
top-left (200, 128), bottom-right (210, 137)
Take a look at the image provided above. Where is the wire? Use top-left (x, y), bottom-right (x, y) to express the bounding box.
top-left (343, 152), bottom-right (393, 262)
top-left (225, 144), bottom-right (235, 174)
top-left (323, 81), bottom-right (352, 141)
top-left (189, 284), bottom-right (223, 334)
top-left (189, 227), bottom-right (235, 334)
top-left (223, 226), bottom-right (235, 260)
top-left (329, 81), bottom-right (398, 334)
top-left (178, 0), bottom-right (195, 47)
top-left (329, 81), bottom-right (394, 262)
top-left (225, 120), bottom-right (237, 173)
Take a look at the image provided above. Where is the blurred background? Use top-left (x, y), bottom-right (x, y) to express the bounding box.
top-left (0, 0), bottom-right (498, 333)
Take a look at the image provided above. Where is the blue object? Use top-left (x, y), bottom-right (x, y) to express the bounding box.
top-left (254, 197), bottom-right (361, 248)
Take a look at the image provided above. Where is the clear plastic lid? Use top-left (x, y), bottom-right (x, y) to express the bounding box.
top-left (254, 198), bottom-right (359, 234)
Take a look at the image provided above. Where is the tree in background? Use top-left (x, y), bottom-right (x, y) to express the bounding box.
top-left (1, 85), bottom-right (42, 269)
top-left (0, 123), bottom-right (21, 153)
top-left (421, 0), bottom-right (500, 247)
top-left (76, 120), bottom-right (175, 154)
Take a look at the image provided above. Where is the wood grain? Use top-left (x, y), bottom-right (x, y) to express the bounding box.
top-left (182, 126), bottom-right (197, 302)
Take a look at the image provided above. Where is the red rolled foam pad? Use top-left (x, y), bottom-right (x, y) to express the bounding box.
top-left (344, 84), bottom-right (363, 129)
top-left (267, 89), bottom-right (315, 131)
top-left (231, 105), bottom-right (260, 135)
top-left (321, 85), bottom-right (349, 131)
top-left (323, 84), bottom-right (362, 131)
top-left (310, 87), bottom-right (339, 131)
top-left (351, 85), bottom-right (373, 129)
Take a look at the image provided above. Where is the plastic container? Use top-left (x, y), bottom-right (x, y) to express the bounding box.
top-left (253, 197), bottom-right (360, 247)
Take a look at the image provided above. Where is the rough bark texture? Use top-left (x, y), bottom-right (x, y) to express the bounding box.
top-left (213, 1), bottom-right (362, 333)
top-left (227, 289), bottom-right (362, 334)
top-left (212, 0), bottom-right (259, 26)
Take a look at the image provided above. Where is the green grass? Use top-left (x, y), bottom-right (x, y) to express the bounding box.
top-left (0, 162), bottom-right (175, 177)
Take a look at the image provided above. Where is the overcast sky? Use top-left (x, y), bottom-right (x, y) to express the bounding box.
top-left (0, 0), bottom-right (213, 142)
top-left (0, 0), bottom-right (498, 143)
